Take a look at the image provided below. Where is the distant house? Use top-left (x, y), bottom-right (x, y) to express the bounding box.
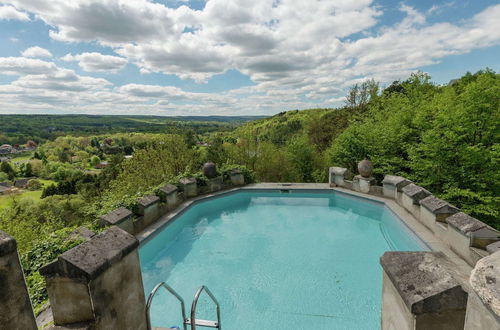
top-left (94, 161), bottom-right (109, 169)
top-left (0, 185), bottom-right (10, 195)
top-left (0, 144), bottom-right (12, 154)
top-left (14, 177), bottom-right (36, 189)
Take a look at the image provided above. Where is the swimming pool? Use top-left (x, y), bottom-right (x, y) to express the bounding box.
top-left (140, 190), bottom-right (428, 329)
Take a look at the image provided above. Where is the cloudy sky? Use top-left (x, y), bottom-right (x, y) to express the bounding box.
top-left (0, 0), bottom-right (499, 116)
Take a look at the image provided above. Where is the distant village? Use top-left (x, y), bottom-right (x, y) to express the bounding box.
top-left (0, 141), bottom-right (37, 157)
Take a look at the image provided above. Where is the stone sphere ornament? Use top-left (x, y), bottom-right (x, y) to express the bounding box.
top-left (203, 162), bottom-right (217, 179)
top-left (358, 159), bottom-right (373, 178)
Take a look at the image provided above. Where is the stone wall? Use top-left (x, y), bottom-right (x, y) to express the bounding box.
top-left (40, 227), bottom-right (147, 330)
top-left (0, 230), bottom-right (37, 330)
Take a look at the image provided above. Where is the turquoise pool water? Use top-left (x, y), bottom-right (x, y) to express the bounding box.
top-left (140, 190), bottom-right (428, 329)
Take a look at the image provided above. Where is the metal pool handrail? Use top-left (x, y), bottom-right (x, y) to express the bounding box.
top-left (190, 285), bottom-right (221, 330)
top-left (146, 282), bottom-right (188, 330)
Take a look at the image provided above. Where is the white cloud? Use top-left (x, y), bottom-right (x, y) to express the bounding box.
top-left (0, 5), bottom-right (29, 21)
top-left (61, 52), bottom-right (127, 73)
top-left (0, 1), bottom-right (499, 115)
top-left (0, 57), bottom-right (56, 75)
top-left (21, 46), bottom-right (52, 58)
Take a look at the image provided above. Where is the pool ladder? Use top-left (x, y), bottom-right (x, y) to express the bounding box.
top-left (146, 282), bottom-right (221, 330)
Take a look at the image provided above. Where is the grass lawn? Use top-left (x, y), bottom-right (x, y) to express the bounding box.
top-left (9, 153), bottom-right (33, 163)
top-left (0, 178), bottom-right (55, 209)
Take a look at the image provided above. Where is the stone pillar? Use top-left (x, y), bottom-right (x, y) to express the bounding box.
top-left (158, 184), bottom-right (179, 210)
top-left (380, 251), bottom-right (468, 330)
top-left (329, 167), bottom-right (348, 187)
top-left (419, 195), bottom-right (459, 239)
top-left (464, 251), bottom-right (500, 329)
top-left (99, 207), bottom-right (134, 234)
top-left (229, 169), bottom-right (245, 185)
top-left (446, 212), bottom-right (500, 266)
top-left (401, 183), bottom-right (431, 219)
top-left (0, 230), bottom-right (37, 330)
top-left (180, 177), bottom-right (197, 198)
top-left (135, 195), bottom-right (160, 229)
top-left (40, 227), bottom-right (147, 330)
top-left (353, 175), bottom-right (376, 193)
top-left (382, 175), bottom-right (411, 200)
top-left (207, 176), bottom-right (223, 192)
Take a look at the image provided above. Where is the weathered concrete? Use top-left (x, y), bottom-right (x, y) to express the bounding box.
top-left (329, 167), bottom-right (348, 187)
top-left (380, 251), bottom-right (467, 330)
top-left (465, 251), bottom-right (500, 329)
top-left (207, 176), bottom-right (223, 192)
top-left (401, 183), bottom-right (431, 220)
top-left (135, 195), bottom-right (161, 229)
top-left (179, 177), bottom-right (197, 197)
top-left (40, 227), bottom-right (147, 330)
top-left (487, 241), bottom-right (500, 254)
top-left (419, 195), bottom-right (459, 236)
top-left (99, 207), bottom-right (134, 234)
top-left (353, 175), bottom-right (376, 193)
top-left (446, 212), bottom-right (500, 266)
top-left (158, 184), bottom-right (179, 210)
top-left (382, 175), bottom-right (411, 200)
top-left (229, 169), bottom-right (245, 185)
top-left (0, 230), bottom-right (37, 330)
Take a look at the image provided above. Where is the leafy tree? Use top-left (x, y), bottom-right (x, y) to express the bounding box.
top-left (1, 161), bottom-right (16, 180)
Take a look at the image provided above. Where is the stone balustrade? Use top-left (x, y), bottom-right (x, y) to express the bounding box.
top-left (380, 251), bottom-right (468, 330)
top-left (420, 195), bottom-right (459, 240)
top-left (328, 167), bottom-right (348, 187)
top-left (158, 183), bottom-right (179, 210)
top-left (230, 168), bottom-right (245, 185)
top-left (134, 195), bottom-right (161, 232)
top-left (0, 230), bottom-right (37, 330)
top-left (99, 206), bottom-right (134, 234)
top-left (401, 183), bottom-right (431, 219)
top-left (382, 175), bottom-right (411, 201)
top-left (464, 251), bottom-right (500, 329)
top-left (179, 176), bottom-right (197, 197)
top-left (40, 227), bottom-right (147, 330)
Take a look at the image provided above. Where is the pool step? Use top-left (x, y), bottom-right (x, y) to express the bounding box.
top-left (146, 282), bottom-right (221, 330)
top-left (185, 318), bottom-right (219, 328)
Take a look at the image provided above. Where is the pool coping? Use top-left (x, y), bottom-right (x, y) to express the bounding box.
top-left (136, 182), bottom-right (473, 288)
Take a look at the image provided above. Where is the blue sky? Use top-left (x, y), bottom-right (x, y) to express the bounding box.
top-left (0, 0), bottom-right (498, 116)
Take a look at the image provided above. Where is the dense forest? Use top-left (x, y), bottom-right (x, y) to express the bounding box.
top-left (0, 69), bottom-right (498, 314)
top-left (0, 114), bottom-right (264, 144)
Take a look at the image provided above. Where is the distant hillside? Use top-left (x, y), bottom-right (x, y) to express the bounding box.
top-left (0, 114), bottom-right (266, 144)
top-left (233, 108), bottom-right (353, 151)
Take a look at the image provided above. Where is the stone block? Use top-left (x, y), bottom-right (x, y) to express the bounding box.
top-left (230, 169), bottom-right (245, 185)
top-left (382, 175), bottom-right (411, 200)
top-left (464, 251), bottom-right (500, 329)
top-left (158, 184), bottom-right (179, 210)
top-left (380, 251), bottom-right (467, 330)
top-left (179, 177), bottom-right (197, 197)
top-left (446, 212), bottom-right (500, 266)
top-left (99, 207), bottom-right (134, 234)
top-left (353, 175), bottom-right (375, 193)
top-left (401, 183), bottom-right (431, 220)
top-left (329, 167), bottom-right (348, 187)
top-left (40, 227), bottom-right (147, 330)
top-left (0, 231), bottom-right (37, 330)
top-left (486, 241), bottom-right (500, 254)
top-left (136, 195), bottom-right (161, 228)
top-left (208, 176), bottom-right (223, 192)
top-left (419, 195), bottom-right (459, 234)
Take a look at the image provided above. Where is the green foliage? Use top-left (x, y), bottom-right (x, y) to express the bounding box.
top-left (328, 69), bottom-right (499, 229)
top-left (1, 161), bottom-right (16, 180)
top-left (26, 179), bottom-right (42, 191)
top-left (20, 227), bottom-right (83, 314)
